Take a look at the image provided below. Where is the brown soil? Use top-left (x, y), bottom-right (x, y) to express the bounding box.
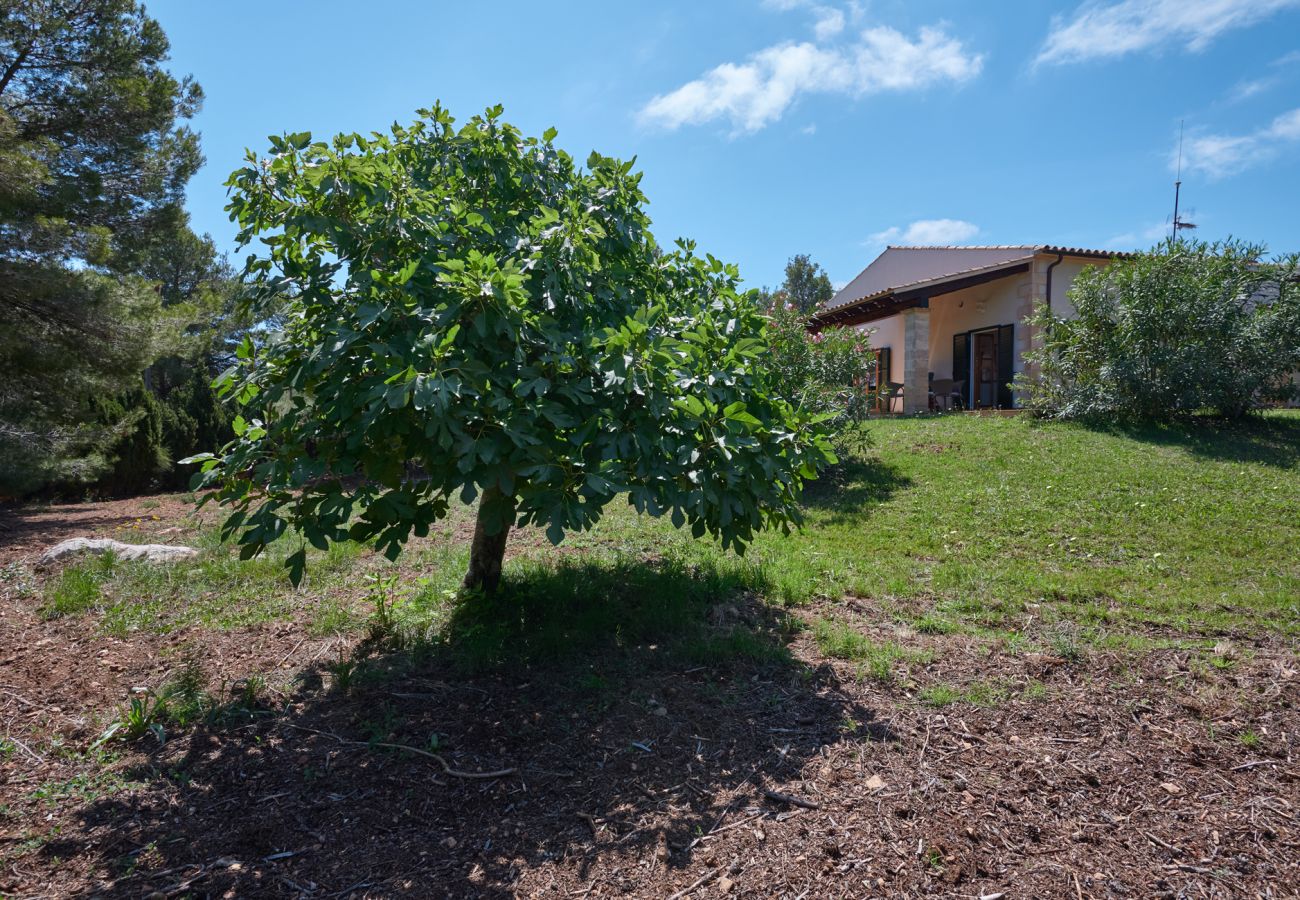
top-left (0, 497), bottom-right (1297, 898)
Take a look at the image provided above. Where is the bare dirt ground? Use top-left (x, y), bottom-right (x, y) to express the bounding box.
top-left (1, 497), bottom-right (1297, 898)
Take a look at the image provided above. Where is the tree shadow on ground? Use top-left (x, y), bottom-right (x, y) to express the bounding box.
top-left (49, 556), bottom-right (892, 897)
top-left (1082, 412), bottom-right (1300, 469)
top-left (799, 454), bottom-right (913, 524)
top-left (0, 505), bottom-right (146, 555)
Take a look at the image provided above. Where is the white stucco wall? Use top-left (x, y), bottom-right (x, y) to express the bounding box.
top-left (1046, 258), bottom-right (1100, 320)
top-left (858, 317), bottom-right (904, 383)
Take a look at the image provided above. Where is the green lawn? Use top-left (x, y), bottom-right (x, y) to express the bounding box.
top-left (575, 410), bottom-right (1300, 640)
top-left (45, 411), bottom-right (1300, 649)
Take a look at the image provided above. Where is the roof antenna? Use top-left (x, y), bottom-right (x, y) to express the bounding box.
top-left (1171, 120), bottom-right (1197, 240)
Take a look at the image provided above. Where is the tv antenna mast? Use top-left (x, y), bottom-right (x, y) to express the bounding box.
top-left (1171, 120), bottom-right (1198, 240)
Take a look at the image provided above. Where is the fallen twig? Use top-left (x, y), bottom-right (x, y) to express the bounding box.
top-left (1144, 831), bottom-right (1183, 855)
top-left (698, 811), bottom-right (767, 841)
top-left (666, 865), bottom-right (721, 900)
top-left (761, 788), bottom-right (821, 810)
top-left (1231, 760), bottom-right (1271, 772)
top-left (274, 639), bottom-right (306, 670)
top-left (3, 734), bottom-right (44, 765)
top-left (368, 740), bottom-right (516, 779)
top-left (284, 723), bottom-right (516, 780)
top-left (687, 800), bottom-right (737, 851)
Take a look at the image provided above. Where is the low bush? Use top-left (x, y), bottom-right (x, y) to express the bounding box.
top-left (765, 304), bottom-right (876, 437)
top-left (1021, 239), bottom-right (1300, 421)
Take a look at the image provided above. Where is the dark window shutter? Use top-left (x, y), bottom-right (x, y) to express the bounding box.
top-left (996, 324), bottom-right (1015, 408)
top-left (875, 347), bottom-right (891, 410)
top-left (952, 333), bottom-right (970, 408)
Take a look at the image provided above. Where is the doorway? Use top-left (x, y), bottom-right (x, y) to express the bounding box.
top-left (974, 330), bottom-right (998, 408)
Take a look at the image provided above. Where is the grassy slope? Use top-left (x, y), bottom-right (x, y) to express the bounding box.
top-left (45, 412), bottom-right (1300, 645)
top-left (583, 411), bottom-right (1300, 639)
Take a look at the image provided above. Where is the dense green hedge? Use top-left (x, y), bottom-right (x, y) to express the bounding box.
top-left (87, 369), bottom-right (231, 498)
top-left (1022, 239), bottom-right (1300, 421)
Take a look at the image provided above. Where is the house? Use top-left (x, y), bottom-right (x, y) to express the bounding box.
top-left (810, 245), bottom-right (1125, 413)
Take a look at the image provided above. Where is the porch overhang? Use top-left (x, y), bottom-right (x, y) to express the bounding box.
top-left (810, 260), bottom-right (1031, 330)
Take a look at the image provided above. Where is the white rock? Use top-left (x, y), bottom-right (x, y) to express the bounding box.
top-left (37, 537), bottom-right (198, 567)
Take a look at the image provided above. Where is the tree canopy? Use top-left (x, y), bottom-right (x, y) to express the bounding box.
top-left (778, 254), bottom-right (835, 314)
top-left (0, 0), bottom-right (213, 496)
top-left (190, 106), bottom-right (838, 592)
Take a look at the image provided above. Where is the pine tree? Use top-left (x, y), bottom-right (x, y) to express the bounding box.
top-left (0, 0), bottom-right (205, 497)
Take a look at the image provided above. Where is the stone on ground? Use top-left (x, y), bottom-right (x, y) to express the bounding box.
top-left (37, 537), bottom-right (198, 567)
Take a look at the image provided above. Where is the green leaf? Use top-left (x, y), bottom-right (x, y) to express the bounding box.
top-left (285, 548), bottom-right (307, 587)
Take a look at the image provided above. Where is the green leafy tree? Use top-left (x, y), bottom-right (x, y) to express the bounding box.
top-left (90, 385), bottom-right (168, 496)
top-left (779, 254), bottom-right (835, 314)
top-left (189, 106), bottom-right (837, 593)
top-left (0, 0), bottom-right (203, 496)
top-left (766, 306), bottom-right (876, 436)
top-left (1021, 239), bottom-right (1300, 421)
top-left (73, 217), bottom-right (241, 498)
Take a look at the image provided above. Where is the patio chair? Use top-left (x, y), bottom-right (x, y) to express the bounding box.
top-left (884, 382), bottom-right (904, 414)
top-left (930, 378), bottom-right (955, 411)
top-left (950, 380), bottom-right (966, 410)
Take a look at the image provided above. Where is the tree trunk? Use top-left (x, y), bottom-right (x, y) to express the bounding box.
top-left (462, 486), bottom-right (514, 595)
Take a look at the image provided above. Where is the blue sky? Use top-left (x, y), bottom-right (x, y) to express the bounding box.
top-left (150, 0), bottom-right (1300, 290)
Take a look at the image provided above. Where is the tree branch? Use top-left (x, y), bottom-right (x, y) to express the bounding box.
top-left (0, 44), bottom-right (33, 99)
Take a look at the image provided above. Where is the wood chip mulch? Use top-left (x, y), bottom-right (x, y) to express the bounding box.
top-left (0, 498), bottom-right (1296, 898)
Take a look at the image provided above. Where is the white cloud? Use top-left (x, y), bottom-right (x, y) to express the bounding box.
top-left (867, 219), bottom-right (981, 246)
top-left (1226, 77), bottom-right (1276, 103)
top-left (1180, 107), bottom-right (1300, 178)
top-left (812, 6), bottom-right (846, 40)
top-left (639, 25), bottom-right (982, 133)
top-left (1036, 0), bottom-right (1300, 67)
top-left (1272, 108), bottom-right (1300, 139)
top-left (1104, 221), bottom-right (1174, 249)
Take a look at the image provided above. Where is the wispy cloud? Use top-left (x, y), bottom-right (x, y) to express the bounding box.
top-left (812, 6), bottom-right (846, 40)
top-left (867, 219), bottom-right (981, 246)
top-left (1226, 76), bottom-right (1277, 103)
top-left (1179, 108), bottom-right (1300, 178)
top-left (1104, 221), bottom-right (1175, 249)
top-left (761, 0), bottom-right (864, 36)
top-left (1222, 52), bottom-right (1300, 104)
top-left (1036, 0), bottom-right (1300, 67)
top-left (639, 25), bottom-right (982, 133)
